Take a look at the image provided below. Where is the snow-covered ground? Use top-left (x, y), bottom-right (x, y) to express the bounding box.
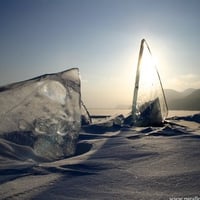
top-left (0, 112), bottom-right (200, 200)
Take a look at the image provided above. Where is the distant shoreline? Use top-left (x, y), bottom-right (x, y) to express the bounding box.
top-left (87, 108), bottom-right (200, 118)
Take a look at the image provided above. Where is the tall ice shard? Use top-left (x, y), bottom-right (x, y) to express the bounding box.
top-left (132, 39), bottom-right (168, 126)
top-left (0, 68), bottom-right (81, 161)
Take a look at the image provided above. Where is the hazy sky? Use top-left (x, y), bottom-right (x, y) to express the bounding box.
top-left (0, 0), bottom-right (200, 108)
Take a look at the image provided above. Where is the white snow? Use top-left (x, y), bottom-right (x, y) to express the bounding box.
top-left (0, 111), bottom-right (200, 199)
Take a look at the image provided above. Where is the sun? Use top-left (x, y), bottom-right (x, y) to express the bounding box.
top-left (139, 41), bottom-right (159, 87)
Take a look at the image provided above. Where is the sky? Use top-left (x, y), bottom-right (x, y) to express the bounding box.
top-left (0, 0), bottom-right (200, 108)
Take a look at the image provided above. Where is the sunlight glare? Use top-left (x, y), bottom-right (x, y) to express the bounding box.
top-left (139, 43), bottom-right (158, 91)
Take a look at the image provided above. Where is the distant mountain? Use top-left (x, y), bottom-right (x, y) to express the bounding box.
top-left (182, 88), bottom-right (196, 96)
top-left (114, 88), bottom-right (200, 111)
top-left (164, 89), bottom-right (183, 101)
top-left (164, 88), bottom-right (200, 110)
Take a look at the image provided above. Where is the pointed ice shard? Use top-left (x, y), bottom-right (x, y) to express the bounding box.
top-left (132, 39), bottom-right (168, 126)
top-left (81, 100), bottom-right (92, 125)
top-left (0, 68), bottom-right (81, 160)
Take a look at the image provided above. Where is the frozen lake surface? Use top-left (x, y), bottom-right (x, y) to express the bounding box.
top-left (0, 110), bottom-right (200, 199)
